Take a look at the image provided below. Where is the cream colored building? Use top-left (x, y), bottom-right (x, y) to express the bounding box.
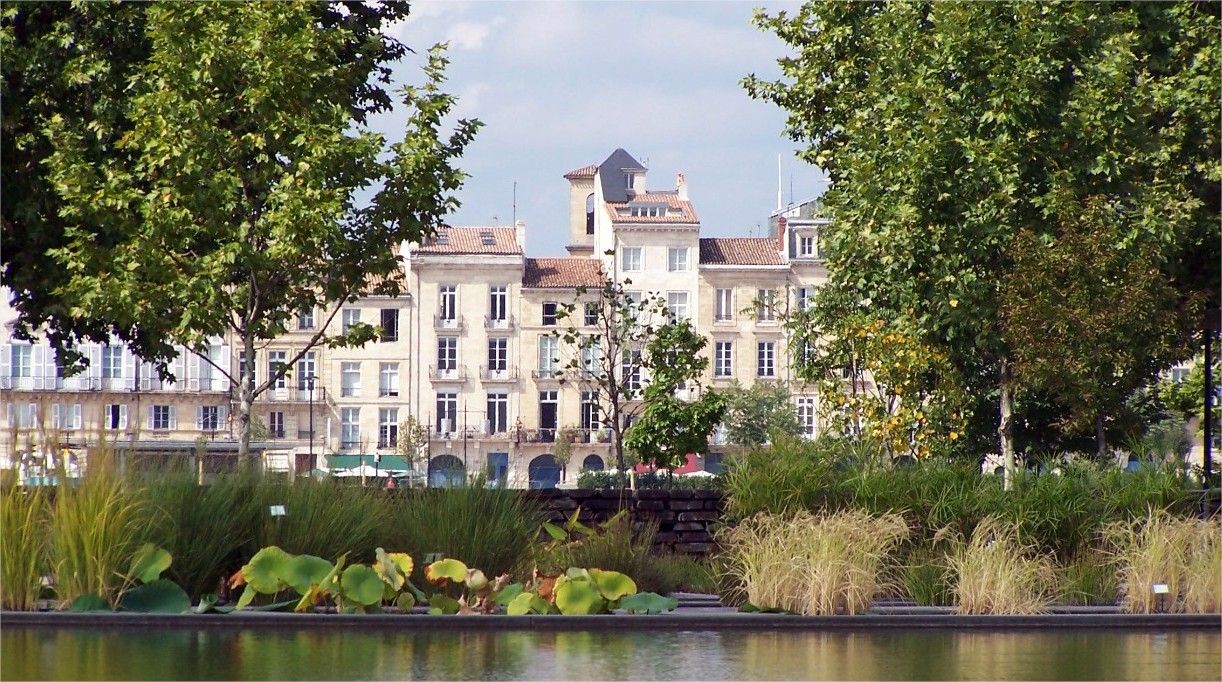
top-left (1, 149), bottom-right (829, 484)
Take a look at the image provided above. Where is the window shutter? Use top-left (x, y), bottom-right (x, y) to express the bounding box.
top-left (123, 348), bottom-right (136, 389)
top-left (118, 405), bottom-right (128, 430)
top-left (187, 352), bottom-right (201, 391)
top-left (147, 405), bottom-right (155, 429)
top-left (0, 343), bottom-right (10, 386)
top-left (169, 406), bottom-right (177, 430)
top-left (52, 404), bottom-right (62, 429)
top-left (33, 345), bottom-right (47, 389)
top-left (72, 404), bottom-right (82, 430)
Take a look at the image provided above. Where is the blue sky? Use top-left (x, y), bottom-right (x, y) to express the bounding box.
top-left (374, 1), bottom-right (827, 257)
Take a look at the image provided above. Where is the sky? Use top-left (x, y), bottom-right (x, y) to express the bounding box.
top-left (373, 0), bottom-right (828, 257)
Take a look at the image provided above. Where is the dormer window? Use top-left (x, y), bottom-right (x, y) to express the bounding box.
top-left (626, 204), bottom-right (666, 218)
top-left (624, 172), bottom-right (634, 189)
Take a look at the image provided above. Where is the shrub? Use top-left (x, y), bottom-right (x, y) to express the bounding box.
top-left (1105, 509), bottom-right (1221, 614)
top-left (944, 516), bottom-right (1055, 615)
top-left (718, 510), bottom-right (909, 615)
top-left (576, 470), bottom-right (722, 490)
top-left (1, 486), bottom-right (49, 610)
top-left (721, 435), bottom-right (843, 521)
top-left (249, 480), bottom-right (387, 564)
top-left (1056, 550), bottom-right (1118, 606)
top-left (387, 481), bottom-right (543, 582)
top-left (900, 549), bottom-right (953, 606)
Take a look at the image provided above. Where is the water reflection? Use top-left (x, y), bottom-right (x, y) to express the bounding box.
top-left (2, 627), bottom-right (1218, 681)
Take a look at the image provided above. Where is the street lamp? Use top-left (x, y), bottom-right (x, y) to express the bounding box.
top-left (306, 374), bottom-right (316, 472)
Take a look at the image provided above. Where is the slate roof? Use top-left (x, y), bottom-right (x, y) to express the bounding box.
top-left (699, 238), bottom-right (784, 266)
top-left (606, 192), bottom-right (699, 224)
top-left (523, 258), bottom-right (604, 289)
top-left (414, 227), bottom-right (521, 255)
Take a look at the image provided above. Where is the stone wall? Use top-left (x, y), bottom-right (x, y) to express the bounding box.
top-left (523, 488), bottom-right (725, 556)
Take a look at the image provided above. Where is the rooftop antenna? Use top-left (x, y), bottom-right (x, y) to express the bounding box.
top-left (777, 153), bottom-right (783, 211)
top-left (491, 214), bottom-right (499, 225)
top-left (512, 181), bottom-right (517, 225)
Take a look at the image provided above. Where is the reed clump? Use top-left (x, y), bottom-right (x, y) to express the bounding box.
top-left (944, 516), bottom-right (1055, 615)
top-left (1105, 509), bottom-right (1221, 614)
top-left (719, 510), bottom-right (908, 615)
top-left (1, 486), bottom-right (49, 610)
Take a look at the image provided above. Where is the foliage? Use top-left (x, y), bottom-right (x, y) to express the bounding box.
top-left (942, 516), bottom-right (1055, 615)
top-left (385, 483), bottom-right (543, 583)
top-left (19, 1), bottom-right (479, 459)
top-left (1, 486), bottom-right (48, 610)
top-left (575, 470), bottom-right (723, 491)
top-left (1056, 550), bottom-right (1118, 607)
top-left (231, 545), bottom-right (424, 614)
top-left (901, 553), bottom-right (953, 607)
top-left (747, 2), bottom-right (1220, 481)
top-left (250, 480), bottom-right (387, 564)
top-left (718, 510), bottom-right (909, 615)
top-left (116, 543), bottom-right (191, 613)
top-left (395, 416), bottom-right (431, 474)
top-left (538, 513), bottom-right (687, 596)
top-left (1104, 509), bottom-right (1221, 614)
top-left (719, 381), bottom-right (802, 447)
top-left (1158, 355), bottom-right (1220, 437)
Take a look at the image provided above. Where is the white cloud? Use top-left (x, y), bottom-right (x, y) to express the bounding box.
top-left (444, 20), bottom-right (498, 51)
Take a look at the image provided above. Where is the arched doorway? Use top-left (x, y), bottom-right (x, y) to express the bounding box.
top-left (529, 454), bottom-right (563, 489)
top-left (429, 454), bottom-right (466, 488)
top-left (582, 454), bottom-right (604, 472)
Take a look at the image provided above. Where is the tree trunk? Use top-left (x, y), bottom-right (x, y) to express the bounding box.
top-left (1095, 413), bottom-right (1107, 462)
top-left (998, 355), bottom-right (1016, 491)
top-left (238, 331), bottom-right (255, 463)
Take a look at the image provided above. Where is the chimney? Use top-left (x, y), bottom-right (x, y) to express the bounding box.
top-left (515, 219), bottom-right (526, 254)
top-left (676, 172), bottom-right (688, 201)
top-left (776, 216), bottom-right (788, 256)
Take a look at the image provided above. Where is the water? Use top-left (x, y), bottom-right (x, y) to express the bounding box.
top-left (3, 627), bottom-right (1219, 680)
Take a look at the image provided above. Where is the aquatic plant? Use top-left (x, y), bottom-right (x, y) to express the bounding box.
top-left (943, 516), bottom-right (1055, 615)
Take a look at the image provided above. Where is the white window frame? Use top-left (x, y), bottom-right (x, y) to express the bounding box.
top-left (103, 404), bottom-right (128, 430)
top-left (757, 289), bottom-right (777, 322)
top-left (101, 346), bottom-right (123, 379)
top-left (198, 405), bottom-right (221, 431)
top-left (268, 351), bottom-right (287, 390)
top-left (341, 362), bottom-right (361, 398)
top-left (341, 308), bottom-right (360, 334)
top-left (715, 289), bottom-right (734, 322)
top-left (796, 396), bottom-right (817, 438)
top-left (439, 285), bottom-right (458, 322)
top-left (437, 337), bottom-right (458, 372)
top-left (621, 247), bottom-right (643, 272)
top-left (52, 403), bottom-right (83, 431)
top-left (379, 362), bottom-right (400, 397)
top-left (538, 335), bottom-right (559, 374)
top-left (341, 407), bottom-right (361, 449)
top-left (667, 247), bottom-right (689, 272)
top-left (10, 345), bottom-right (31, 378)
top-left (666, 291), bottom-right (689, 321)
top-left (486, 392), bottom-right (508, 434)
top-left (268, 411), bottom-right (285, 438)
top-left (757, 341), bottom-right (775, 377)
top-left (489, 286), bottom-right (508, 322)
top-left (298, 307), bottom-right (315, 330)
top-left (378, 408), bottom-right (399, 448)
top-left (296, 352), bottom-right (316, 391)
top-left (799, 235), bottom-right (815, 258)
top-left (436, 394), bottom-right (457, 434)
top-left (150, 404), bottom-right (174, 430)
top-left (488, 338), bottom-right (508, 372)
top-left (715, 341), bottom-right (733, 377)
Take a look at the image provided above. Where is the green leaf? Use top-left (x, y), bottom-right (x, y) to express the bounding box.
top-left (395, 592), bottom-right (416, 611)
top-left (542, 522), bottom-right (567, 541)
top-left (619, 592), bottom-right (678, 615)
top-left (554, 578), bottom-right (607, 615)
top-left (494, 583), bottom-right (524, 606)
top-left (589, 569), bottom-right (637, 602)
top-left (340, 565), bottom-right (385, 607)
top-left (236, 584), bottom-right (257, 610)
top-left (194, 593), bottom-right (219, 614)
top-left (118, 579), bottom-right (191, 614)
top-left (241, 546), bottom-right (292, 594)
top-left (428, 593), bottom-right (461, 615)
top-left (283, 554), bottom-right (334, 595)
top-left (128, 543), bottom-right (172, 584)
top-left (68, 594), bottom-right (111, 612)
top-left (424, 558), bottom-right (467, 585)
top-left (505, 591), bottom-right (551, 616)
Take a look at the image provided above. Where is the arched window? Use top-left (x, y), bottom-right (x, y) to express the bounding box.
top-left (428, 454), bottom-right (465, 488)
top-left (529, 454), bottom-right (563, 489)
top-left (582, 454), bottom-right (604, 472)
top-left (585, 193), bottom-right (595, 235)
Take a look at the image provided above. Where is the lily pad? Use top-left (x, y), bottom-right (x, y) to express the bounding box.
top-left (589, 569), bottom-right (637, 601)
top-left (619, 592), bottom-right (678, 615)
top-left (118, 579), bottom-right (191, 614)
top-left (424, 558), bottom-right (467, 585)
top-left (242, 546), bottom-right (292, 594)
top-left (374, 548), bottom-right (412, 591)
top-left (428, 593), bottom-right (461, 615)
top-left (68, 594), bottom-right (110, 612)
top-left (340, 564), bottom-right (384, 606)
top-left (494, 583), bottom-right (525, 606)
top-left (283, 554), bottom-right (333, 595)
top-left (555, 579), bottom-right (606, 615)
top-left (505, 591), bottom-right (552, 616)
top-left (128, 543), bottom-right (172, 584)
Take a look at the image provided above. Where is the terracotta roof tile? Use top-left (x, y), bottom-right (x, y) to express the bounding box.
top-left (699, 238), bottom-right (784, 266)
top-left (414, 227), bottom-right (521, 255)
top-left (605, 192), bottom-right (699, 224)
top-left (563, 164), bottom-right (598, 179)
top-left (523, 258), bottom-right (604, 289)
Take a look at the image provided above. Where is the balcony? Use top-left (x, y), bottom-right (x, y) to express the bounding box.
top-left (433, 314), bottom-right (465, 331)
top-left (429, 365), bottom-right (467, 383)
top-left (480, 366), bottom-right (519, 383)
top-left (484, 315), bottom-right (515, 331)
top-left (531, 368), bottom-right (561, 382)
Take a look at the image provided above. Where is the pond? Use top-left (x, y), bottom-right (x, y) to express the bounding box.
top-left (2, 627), bottom-right (1219, 681)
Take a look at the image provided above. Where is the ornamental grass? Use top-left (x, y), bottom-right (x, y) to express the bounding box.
top-left (943, 516), bottom-right (1055, 615)
top-left (1105, 509), bottom-right (1221, 614)
top-left (1, 485), bottom-right (49, 610)
top-left (719, 510), bottom-right (908, 615)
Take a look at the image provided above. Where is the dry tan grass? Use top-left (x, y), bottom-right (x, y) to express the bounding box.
top-left (1106, 509), bottom-right (1221, 614)
top-left (943, 516), bottom-right (1055, 615)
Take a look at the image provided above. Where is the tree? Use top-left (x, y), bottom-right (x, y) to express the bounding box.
top-left (556, 279), bottom-right (666, 475)
top-left (23, 2), bottom-right (479, 459)
top-left (623, 320), bottom-right (727, 472)
top-left (395, 415), bottom-right (429, 485)
top-left (720, 381), bottom-right (802, 448)
top-left (748, 2), bottom-right (1219, 485)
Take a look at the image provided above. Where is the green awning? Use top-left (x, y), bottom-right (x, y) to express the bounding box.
top-left (325, 454), bottom-right (412, 471)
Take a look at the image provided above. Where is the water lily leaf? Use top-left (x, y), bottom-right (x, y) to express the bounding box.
top-left (495, 583), bottom-right (525, 606)
top-left (194, 593), bottom-right (219, 614)
top-left (555, 579), bottom-right (606, 615)
top-left (387, 552), bottom-right (414, 579)
top-left (506, 591), bottom-right (552, 616)
top-left (565, 567), bottom-right (591, 581)
top-left (341, 565), bottom-right (385, 607)
top-left (249, 599), bottom-right (298, 612)
top-left (428, 593), bottom-right (461, 615)
top-left (396, 592), bottom-right (416, 611)
top-left (68, 594), bottom-right (110, 612)
top-left (374, 548), bottom-right (413, 591)
top-left (283, 554), bottom-right (333, 595)
top-left (236, 584), bottom-right (257, 610)
top-left (118, 579), bottom-right (191, 614)
top-left (241, 546), bottom-right (292, 594)
top-left (619, 592), bottom-right (678, 615)
top-left (589, 569), bottom-right (637, 601)
top-left (128, 543), bottom-right (172, 584)
top-left (424, 558), bottom-right (467, 585)
top-left (464, 569), bottom-right (489, 591)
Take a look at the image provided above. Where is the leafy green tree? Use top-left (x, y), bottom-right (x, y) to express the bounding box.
top-left (720, 381), bottom-right (802, 448)
top-left (748, 2), bottom-right (1219, 485)
top-left (1159, 355), bottom-right (1221, 438)
top-left (28, 2), bottom-right (479, 458)
top-left (623, 321), bottom-right (727, 472)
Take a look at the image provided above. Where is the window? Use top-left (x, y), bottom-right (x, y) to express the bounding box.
top-left (101, 346), bottom-right (123, 379)
top-left (268, 351), bottom-right (287, 389)
top-left (542, 302), bottom-right (558, 326)
top-left (796, 397), bottom-right (817, 438)
top-left (341, 308), bottom-right (360, 334)
top-left (268, 411), bottom-right (285, 439)
top-left (52, 404), bottom-right (82, 431)
top-left (487, 392), bottom-right (508, 434)
top-left (756, 289), bottom-right (777, 322)
top-left (628, 205), bottom-right (665, 218)
top-left (715, 289), bottom-right (733, 322)
top-left (146, 405), bottom-right (170, 430)
top-left (666, 292), bottom-right (689, 321)
top-left (439, 285), bottom-right (457, 322)
top-left (621, 247), bottom-right (642, 272)
top-left (715, 341), bottom-right (733, 377)
top-left (580, 391), bottom-right (600, 431)
top-left (437, 337), bottom-right (458, 372)
top-left (380, 308), bottom-right (399, 342)
top-left (9, 403), bottom-right (37, 429)
top-left (10, 346), bottom-right (31, 378)
top-left (539, 390), bottom-right (558, 436)
top-left (298, 307), bottom-right (315, 330)
top-left (488, 338), bottom-right (508, 372)
top-left (341, 362), bottom-right (361, 397)
top-left (103, 405), bottom-right (127, 432)
top-left (1170, 366), bottom-right (1192, 383)
top-left (580, 338), bottom-right (601, 377)
top-left (667, 247), bottom-right (689, 272)
top-left (341, 408), bottom-right (360, 449)
top-left (799, 235), bottom-right (815, 257)
top-left (624, 172), bottom-right (634, 189)
top-left (585, 194), bottom-right (596, 235)
top-left (238, 351), bottom-right (256, 386)
top-left (757, 342), bottom-right (776, 377)
top-left (622, 349), bottom-right (642, 394)
top-left (378, 408), bottom-right (399, 448)
top-left (797, 287), bottom-right (814, 311)
top-left (538, 335), bottom-right (559, 375)
top-left (198, 405), bottom-right (220, 431)
top-left (436, 393), bottom-right (457, 434)
top-left (377, 362), bottom-right (399, 397)
top-left (584, 302), bottom-right (598, 326)
top-left (489, 286), bottom-right (508, 322)
top-left (296, 352), bottom-right (316, 391)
